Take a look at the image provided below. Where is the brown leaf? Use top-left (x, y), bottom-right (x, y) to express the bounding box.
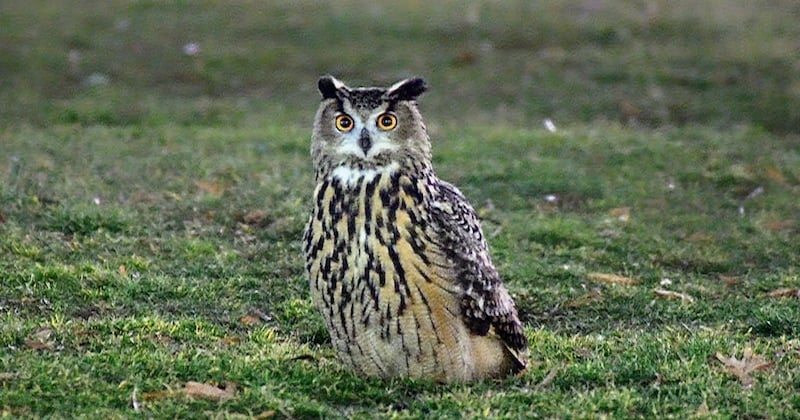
top-left (715, 347), bottom-right (774, 388)
top-left (25, 328), bottom-right (54, 350)
top-left (587, 272), bottom-right (639, 286)
top-left (152, 333), bottom-right (174, 345)
top-left (194, 180), bottom-right (226, 197)
top-left (219, 336), bottom-right (242, 346)
top-left (609, 207), bottom-right (631, 222)
top-left (118, 264), bottom-right (127, 276)
top-left (183, 381), bottom-right (236, 402)
top-left (653, 288), bottom-right (695, 303)
top-left (717, 274), bottom-right (740, 287)
top-left (764, 165), bottom-right (788, 185)
top-left (240, 209), bottom-right (267, 226)
top-left (24, 338), bottom-right (52, 350)
top-left (0, 372), bottom-right (17, 381)
top-left (31, 328), bottom-right (53, 341)
top-left (255, 410), bottom-right (277, 419)
top-left (239, 315), bottom-right (262, 326)
top-left (767, 287), bottom-right (800, 299)
top-left (239, 308), bottom-right (272, 326)
top-left (0, 211), bottom-right (5, 224)
top-left (564, 290), bottom-right (603, 308)
top-left (763, 219), bottom-right (794, 233)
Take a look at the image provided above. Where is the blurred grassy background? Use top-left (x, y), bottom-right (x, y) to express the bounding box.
top-left (2, 0), bottom-right (799, 131)
top-left (1, 1), bottom-right (799, 417)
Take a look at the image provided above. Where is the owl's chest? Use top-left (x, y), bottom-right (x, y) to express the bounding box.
top-left (304, 171), bottom-right (456, 318)
top-left (305, 173), bottom-right (429, 282)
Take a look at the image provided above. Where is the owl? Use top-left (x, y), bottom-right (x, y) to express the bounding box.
top-left (303, 76), bottom-right (528, 382)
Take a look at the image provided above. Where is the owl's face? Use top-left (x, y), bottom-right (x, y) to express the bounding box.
top-left (311, 76), bottom-right (430, 181)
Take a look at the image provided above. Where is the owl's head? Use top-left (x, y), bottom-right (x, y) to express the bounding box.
top-left (311, 75), bottom-right (430, 181)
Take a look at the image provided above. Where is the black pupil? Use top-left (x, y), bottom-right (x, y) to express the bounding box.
top-left (340, 117), bottom-right (351, 127)
top-left (382, 116), bottom-right (392, 126)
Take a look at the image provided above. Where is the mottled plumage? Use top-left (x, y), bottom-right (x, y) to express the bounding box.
top-left (303, 76), bottom-right (528, 382)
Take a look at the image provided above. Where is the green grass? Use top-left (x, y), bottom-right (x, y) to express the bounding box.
top-left (2, 0), bottom-right (800, 417)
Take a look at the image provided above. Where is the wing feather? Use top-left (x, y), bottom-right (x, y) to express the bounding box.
top-left (429, 180), bottom-right (529, 364)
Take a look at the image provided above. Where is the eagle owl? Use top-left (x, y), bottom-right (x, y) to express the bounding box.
top-left (303, 76), bottom-right (528, 382)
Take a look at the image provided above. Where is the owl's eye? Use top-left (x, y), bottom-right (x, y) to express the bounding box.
top-left (335, 114), bottom-right (354, 132)
top-left (376, 113), bottom-right (397, 131)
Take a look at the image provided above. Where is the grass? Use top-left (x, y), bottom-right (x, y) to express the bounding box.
top-left (1, 0), bottom-right (799, 417)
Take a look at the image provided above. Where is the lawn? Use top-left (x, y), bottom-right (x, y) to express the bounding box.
top-left (1, 1), bottom-right (799, 417)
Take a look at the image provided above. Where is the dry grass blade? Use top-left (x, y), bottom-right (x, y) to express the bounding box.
top-left (653, 288), bottom-right (695, 302)
top-left (131, 387), bottom-right (141, 413)
top-left (535, 365), bottom-right (561, 390)
top-left (587, 272), bottom-right (639, 286)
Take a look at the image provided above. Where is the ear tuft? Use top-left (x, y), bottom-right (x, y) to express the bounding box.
top-left (386, 78), bottom-right (427, 101)
top-left (318, 75), bottom-right (348, 99)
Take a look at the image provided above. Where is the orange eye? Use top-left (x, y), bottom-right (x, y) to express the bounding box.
top-left (377, 113), bottom-right (397, 131)
top-left (335, 114), bottom-right (354, 132)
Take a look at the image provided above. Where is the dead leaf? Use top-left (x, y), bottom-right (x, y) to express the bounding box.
top-left (609, 207), bottom-right (631, 222)
top-left (31, 328), bottom-right (53, 341)
top-left (239, 315), bottom-right (262, 326)
top-left (763, 218), bottom-right (794, 233)
top-left (0, 211), bottom-right (5, 224)
top-left (183, 381), bottom-right (236, 402)
top-left (620, 99), bottom-right (641, 120)
top-left (239, 308), bottom-right (272, 326)
top-left (587, 272), bottom-right (639, 286)
top-left (240, 209), bottom-right (267, 226)
top-left (152, 333), bottom-right (174, 345)
top-left (764, 165), bottom-right (788, 185)
top-left (717, 274), bottom-right (740, 287)
top-left (24, 338), bottom-right (52, 350)
top-left (194, 180), bottom-right (226, 197)
top-left (715, 347), bottom-right (774, 388)
top-left (0, 372), bottom-right (17, 381)
top-left (118, 264), bottom-right (127, 276)
top-left (653, 288), bottom-right (695, 303)
top-left (453, 50), bottom-right (477, 66)
top-left (767, 287), bottom-right (800, 298)
top-left (564, 290), bottom-right (603, 308)
top-left (219, 336), bottom-right (242, 346)
top-left (25, 328), bottom-right (54, 350)
top-left (255, 410), bottom-right (277, 419)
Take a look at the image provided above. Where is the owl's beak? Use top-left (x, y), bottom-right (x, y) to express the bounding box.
top-left (358, 128), bottom-right (372, 154)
